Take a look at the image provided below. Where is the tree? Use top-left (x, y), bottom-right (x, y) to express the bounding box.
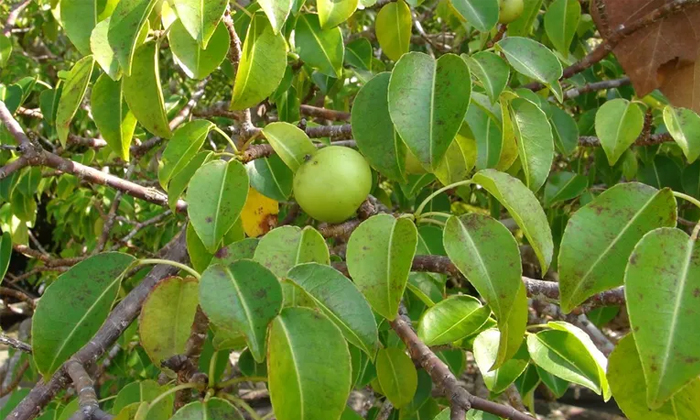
top-left (1, 0), bottom-right (700, 419)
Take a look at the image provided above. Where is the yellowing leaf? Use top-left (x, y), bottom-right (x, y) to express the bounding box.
top-left (241, 187), bottom-right (279, 238)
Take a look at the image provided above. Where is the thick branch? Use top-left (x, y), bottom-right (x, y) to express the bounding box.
top-left (299, 105), bottom-right (350, 121)
top-left (7, 233), bottom-right (189, 420)
top-left (65, 360), bottom-right (112, 420)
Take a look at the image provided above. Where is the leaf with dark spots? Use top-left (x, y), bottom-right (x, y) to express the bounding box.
top-left (199, 259), bottom-right (282, 362)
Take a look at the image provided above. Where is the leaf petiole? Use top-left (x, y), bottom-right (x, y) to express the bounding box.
top-left (137, 259), bottom-right (201, 280)
top-left (414, 180), bottom-right (473, 217)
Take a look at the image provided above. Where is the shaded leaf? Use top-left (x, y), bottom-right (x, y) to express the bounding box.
top-left (159, 120), bottom-right (214, 190)
top-left (246, 154), bottom-right (294, 202)
top-left (465, 52), bottom-right (510, 104)
top-left (473, 330), bottom-right (529, 393)
top-left (595, 98), bottom-right (644, 165)
top-left (663, 106), bottom-right (700, 163)
top-left (295, 14), bottom-right (344, 78)
top-left (170, 398), bottom-right (243, 420)
top-left (543, 0), bottom-right (580, 57)
top-left (543, 171), bottom-right (588, 207)
top-left (169, 20), bottom-right (230, 80)
top-left (376, 348), bottom-right (418, 407)
top-left (108, 0), bottom-right (158, 76)
top-left (510, 98), bottom-right (554, 192)
top-left (56, 56), bottom-right (95, 147)
top-left (375, 0), bottom-right (412, 61)
top-left (91, 73), bottom-right (137, 161)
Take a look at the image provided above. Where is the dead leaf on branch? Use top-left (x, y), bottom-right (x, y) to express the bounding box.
top-left (592, 0), bottom-right (700, 112)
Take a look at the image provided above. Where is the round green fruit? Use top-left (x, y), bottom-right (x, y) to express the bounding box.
top-left (498, 0), bottom-right (524, 24)
top-left (293, 146), bottom-right (372, 223)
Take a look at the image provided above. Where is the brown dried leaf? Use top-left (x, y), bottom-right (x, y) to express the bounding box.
top-left (592, 0), bottom-right (700, 111)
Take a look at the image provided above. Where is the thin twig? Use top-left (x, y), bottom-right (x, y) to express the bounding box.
top-left (0, 333), bottom-right (32, 353)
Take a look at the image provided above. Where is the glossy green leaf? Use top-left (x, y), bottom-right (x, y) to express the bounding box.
top-left (443, 214), bottom-right (526, 367)
top-left (139, 276), bottom-right (199, 366)
top-left (61, 0), bottom-right (109, 55)
top-left (112, 380), bottom-right (163, 414)
top-left (346, 214), bottom-right (417, 320)
top-left (663, 106), bottom-right (700, 164)
top-left (450, 0), bottom-right (498, 32)
top-left (543, 0), bottom-right (580, 57)
top-left (287, 263), bottom-right (379, 357)
top-left (268, 307), bottom-right (351, 420)
top-left (258, 0), bottom-right (294, 34)
top-left (246, 154), bottom-right (293, 202)
top-left (169, 20), bottom-right (229, 80)
top-left (417, 295), bottom-right (491, 346)
top-left (295, 14), bottom-right (344, 78)
top-left (168, 151), bottom-right (213, 212)
top-left (558, 183), bottom-right (676, 313)
top-left (32, 253), bottom-right (135, 376)
top-left (496, 37), bottom-right (562, 84)
top-left (91, 73), bottom-right (137, 161)
top-left (625, 227), bottom-right (700, 408)
top-left (253, 225), bottom-right (329, 277)
top-left (537, 366), bottom-right (569, 398)
top-left (345, 38), bottom-right (372, 70)
top-left (595, 98), bottom-right (644, 165)
top-left (550, 106), bottom-right (579, 157)
top-left (388, 52), bottom-right (471, 170)
top-left (318, 0), bottom-right (358, 29)
top-left (0, 231), bottom-right (10, 286)
top-left (434, 133), bottom-right (476, 186)
top-left (506, 0), bottom-right (543, 36)
top-left (543, 171), bottom-right (588, 207)
top-left (510, 98), bottom-right (554, 192)
top-left (261, 122), bottom-right (317, 172)
top-left (376, 348), bottom-right (418, 407)
top-left (473, 329), bottom-right (529, 393)
top-left (375, 0), bottom-right (411, 61)
top-left (200, 260), bottom-right (281, 362)
top-left (171, 0), bottom-right (227, 48)
top-left (352, 72), bottom-right (406, 183)
top-left (123, 42), bottom-right (172, 139)
top-left (231, 14), bottom-right (287, 110)
top-left (465, 52), bottom-right (510, 104)
top-left (159, 120), bottom-right (214, 190)
top-left (0, 35), bottom-right (12, 68)
top-left (187, 160), bottom-right (249, 253)
top-left (56, 56), bottom-right (95, 147)
top-left (608, 334), bottom-right (700, 420)
top-left (170, 398), bottom-right (243, 420)
top-left (472, 169), bottom-right (553, 273)
top-left (527, 329), bottom-right (603, 395)
top-left (91, 18), bottom-right (120, 80)
top-left (108, 0), bottom-right (158, 76)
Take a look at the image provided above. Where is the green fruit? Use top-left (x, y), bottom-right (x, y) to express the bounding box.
top-left (498, 0), bottom-right (524, 24)
top-left (405, 148), bottom-right (428, 175)
top-left (293, 146), bottom-right (372, 223)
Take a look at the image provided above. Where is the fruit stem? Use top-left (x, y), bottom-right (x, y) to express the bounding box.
top-left (414, 180), bottom-right (473, 217)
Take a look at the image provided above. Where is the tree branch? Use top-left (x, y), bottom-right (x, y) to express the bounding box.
top-left (2, 0), bottom-right (32, 37)
top-left (299, 104), bottom-right (350, 121)
top-left (65, 360), bottom-right (113, 420)
top-left (0, 333), bottom-right (32, 353)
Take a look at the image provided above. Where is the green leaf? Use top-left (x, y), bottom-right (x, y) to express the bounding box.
top-left (0, 231), bottom-right (10, 286)
top-left (543, 171), bottom-right (588, 207)
top-left (90, 18), bottom-right (120, 80)
top-left (91, 73), bottom-right (137, 161)
top-left (443, 214), bottom-right (526, 367)
top-left (268, 307), bottom-right (351, 420)
top-left (159, 120), bottom-right (214, 190)
top-left (506, 0), bottom-right (543, 36)
top-left (170, 398), bottom-right (243, 420)
top-left (32, 253), bottom-right (135, 376)
top-left (550, 106), bottom-right (579, 157)
top-left (169, 20), bottom-right (229, 80)
top-left (375, 0), bottom-right (412, 61)
top-left (663, 106), bottom-right (700, 164)
top-left (543, 0), bottom-right (580, 57)
top-left (209, 238), bottom-right (259, 268)
top-left (295, 14), bottom-right (344, 78)
top-left (56, 56), bottom-right (95, 147)
top-left (434, 133), bottom-right (476, 186)
top-left (246, 154), bottom-right (294, 202)
top-left (345, 38), bottom-right (372, 70)
top-left (346, 214), bottom-right (418, 320)
top-left (472, 169), bottom-right (553, 273)
top-left (287, 263), bottom-right (379, 357)
top-left (108, 0), bottom-right (158, 76)
top-left (558, 183), bottom-right (676, 312)
top-left (187, 160), bottom-right (249, 253)
top-left (318, 0), bottom-right (358, 29)
top-left (416, 295), bottom-right (491, 346)
top-left (200, 260), bottom-right (282, 362)
top-left (465, 51), bottom-right (510, 104)
top-left (61, 0), bottom-right (107, 55)
top-left (123, 42), bottom-right (172, 139)
top-left (258, 0), bottom-right (294, 34)
top-left (466, 97), bottom-right (502, 170)
top-left (608, 334), bottom-right (700, 420)
top-left (510, 98), bottom-right (554, 192)
top-left (261, 122), bottom-right (317, 172)
top-left (231, 14), bottom-right (287, 110)
top-left (171, 0), bottom-right (227, 48)
top-left (527, 329), bottom-right (603, 395)
top-left (112, 380), bottom-right (163, 414)
top-left (376, 348), bottom-right (418, 407)
top-left (595, 98), bottom-right (644, 165)
top-left (449, 0), bottom-right (499, 32)
top-left (625, 227), bottom-right (700, 408)
top-left (473, 330), bottom-right (529, 393)
top-left (0, 35), bottom-right (12, 68)
top-left (496, 37), bottom-right (562, 85)
top-left (388, 52), bottom-right (471, 170)
top-left (537, 366), bottom-right (569, 398)
top-left (168, 151), bottom-right (213, 212)
top-left (352, 72), bottom-right (406, 183)
top-left (139, 276), bottom-right (199, 366)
